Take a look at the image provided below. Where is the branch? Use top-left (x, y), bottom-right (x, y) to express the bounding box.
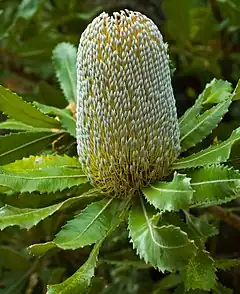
top-left (206, 205), bottom-right (240, 231)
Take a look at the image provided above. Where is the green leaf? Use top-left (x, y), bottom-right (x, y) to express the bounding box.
top-left (173, 127), bottom-right (240, 169)
top-left (29, 195), bottom-right (128, 256)
top-left (179, 79), bottom-right (233, 151)
top-left (142, 172), bottom-right (193, 211)
top-left (46, 197), bottom-right (129, 294)
top-left (157, 211), bottom-right (217, 247)
top-left (0, 155), bottom-right (88, 193)
top-left (33, 102), bottom-right (76, 137)
top-left (52, 42), bottom-right (77, 103)
top-left (0, 119), bottom-right (54, 132)
top-left (215, 259), bottom-right (240, 270)
top-left (184, 212), bottom-right (218, 239)
top-left (0, 246), bottom-right (30, 270)
top-left (154, 274), bottom-right (182, 291)
top-left (47, 241), bottom-right (102, 294)
top-left (213, 282), bottom-right (233, 294)
top-left (182, 250), bottom-right (216, 291)
top-left (0, 85), bottom-right (61, 129)
top-left (0, 132), bottom-right (60, 165)
top-left (202, 79), bottom-right (232, 104)
top-left (37, 81), bottom-right (67, 108)
top-left (232, 79), bottom-right (240, 101)
top-left (28, 241), bottom-right (59, 257)
top-left (128, 197), bottom-right (196, 271)
top-left (179, 79), bottom-right (232, 130)
top-left (163, 0), bottom-right (191, 43)
top-left (180, 99), bottom-right (231, 151)
top-left (16, 0), bottom-right (42, 20)
top-left (54, 198), bottom-right (123, 250)
top-left (190, 165), bottom-right (240, 207)
top-left (0, 191), bottom-right (97, 230)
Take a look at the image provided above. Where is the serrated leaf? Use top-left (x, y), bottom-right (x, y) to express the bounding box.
top-left (29, 195), bottom-right (128, 256)
top-left (0, 155), bottom-right (88, 193)
top-left (33, 102), bottom-right (76, 137)
top-left (215, 259), bottom-right (240, 270)
top-left (190, 165), bottom-right (240, 207)
top-left (180, 99), bottom-right (231, 151)
top-left (213, 282), bottom-right (233, 294)
top-left (52, 43), bottom-right (77, 103)
top-left (184, 212), bottom-right (218, 239)
top-left (54, 198), bottom-right (123, 250)
top-left (182, 250), bottom-right (216, 291)
top-left (179, 79), bottom-right (232, 130)
top-left (157, 212), bottom-right (217, 247)
top-left (142, 172), bottom-right (193, 211)
top-left (0, 119), bottom-right (53, 132)
top-left (0, 132), bottom-right (60, 165)
top-left (46, 197), bottom-right (129, 294)
top-left (28, 241), bottom-right (57, 256)
top-left (128, 197), bottom-right (196, 271)
top-left (173, 127), bottom-right (240, 169)
top-left (0, 85), bottom-right (61, 128)
top-left (202, 79), bottom-right (232, 104)
top-left (47, 241), bottom-right (102, 294)
top-left (0, 191), bottom-right (97, 230)
top-left (232, 79), bottom-right (240, 101)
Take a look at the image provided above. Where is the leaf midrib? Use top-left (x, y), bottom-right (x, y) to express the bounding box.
top-left (56, 198), bottom-right (113, 247)
top-left (180, 100), bottom-right (229, 142)
top-left (140, 196), bottom-right (189, 250)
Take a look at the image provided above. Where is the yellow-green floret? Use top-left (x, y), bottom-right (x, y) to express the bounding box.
top-left (76, 10), bottom-right (180, 197)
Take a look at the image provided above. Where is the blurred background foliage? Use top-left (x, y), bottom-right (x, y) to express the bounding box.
top-left (0, 0), bottom-right (240, 293)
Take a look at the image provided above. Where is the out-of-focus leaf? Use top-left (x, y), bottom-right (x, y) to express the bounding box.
top-left (33, 102), bottom-right (76, 137)
top-left (0, 246), bottom-right (30, 270)
top-left (142, 173), bottom-right (193, 211)
top-left (215, 259), bottom-right (240, 270)
top-left (47, 241), bottom-right (102, 294)
top-left (213, 282), bottom-right (233, 294)
top-left (182, 250), bottom-right (216, 291)
top-left (0, 85), bottom-right (61, 128)
top-left (153, 274), bottom-right (182, 291)
top-left (0, 190), bottom-right (97, 230)
top-left (163, 0), bottom-right (191, 43)
top-left (173, 127), bottom-right (240, 169)
top-left (37, 81), bottom-right (67, 108)
top-left (128, 197), bottom-right (196, 271)
top-left (40, 7), bottom-right (103, 33)
top-left (0, 155), bottom-right (88, 193)
top-left (52, 42), bottom-right (77, 103)
top-left (190, 165), bottom-right (240, 207)
top-left (16, 0), bottom-right (42, 20)
top-left (0, 132), bottom-right (60, 165)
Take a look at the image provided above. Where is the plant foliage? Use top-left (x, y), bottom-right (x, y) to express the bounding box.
top-left (0, 0), bottom-right (240, 293)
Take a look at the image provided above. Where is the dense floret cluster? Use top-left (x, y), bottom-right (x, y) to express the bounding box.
top-left (76, 10), bottom-right (180, 197)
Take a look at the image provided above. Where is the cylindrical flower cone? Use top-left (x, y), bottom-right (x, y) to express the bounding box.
top-left (76, 10), bottom-right (180, 197)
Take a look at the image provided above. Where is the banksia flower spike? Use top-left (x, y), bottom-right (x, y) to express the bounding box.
top-left (76, 10), bottom-right (180, 198)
